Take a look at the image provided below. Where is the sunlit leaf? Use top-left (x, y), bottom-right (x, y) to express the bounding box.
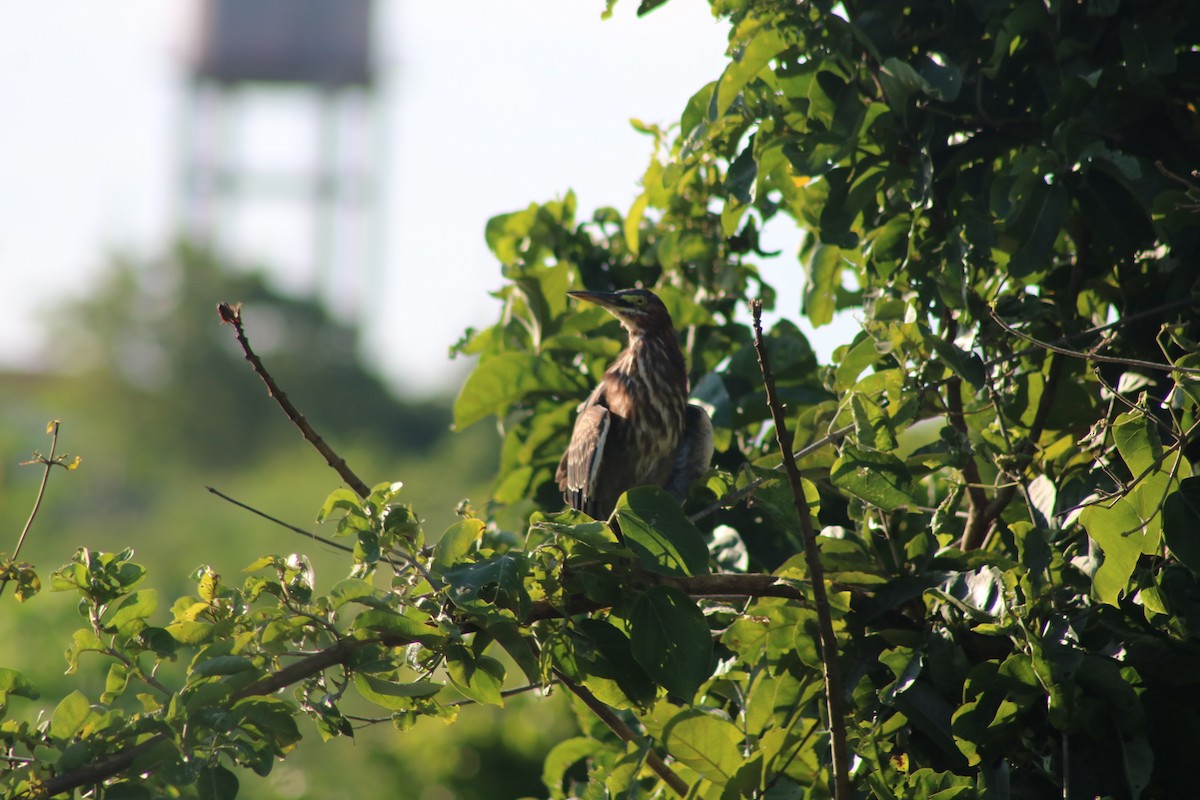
top-left (615, 487), bottom-right (709, 577)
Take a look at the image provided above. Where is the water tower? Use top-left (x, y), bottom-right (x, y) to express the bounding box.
top-left (180, 0), bottom-right (380, 314)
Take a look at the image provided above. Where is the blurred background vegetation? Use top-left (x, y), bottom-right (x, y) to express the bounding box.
top-left (0, 245), bottom-right (574, 799)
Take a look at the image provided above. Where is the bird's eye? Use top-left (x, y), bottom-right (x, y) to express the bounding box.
top-left (631, 295), bottom-right (647, 306)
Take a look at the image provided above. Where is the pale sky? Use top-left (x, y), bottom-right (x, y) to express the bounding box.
top-left (0, 1), bottom-right (834, 397)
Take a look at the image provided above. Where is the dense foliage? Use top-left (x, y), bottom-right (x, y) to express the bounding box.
top-left (3, 0), bottom-right (1199, 798)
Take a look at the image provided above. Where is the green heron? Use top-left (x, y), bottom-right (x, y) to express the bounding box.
top-left (557, 288), bottom-right (714, 519)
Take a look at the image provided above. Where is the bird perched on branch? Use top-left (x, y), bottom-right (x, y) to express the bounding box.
top-left (557, 288), bottom-right (714, 519)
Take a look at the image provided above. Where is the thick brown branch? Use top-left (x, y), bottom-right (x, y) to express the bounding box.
top-left (217, 303), bottom-right (372, 498)
top-left (750, 300), bottom-right (852, 800)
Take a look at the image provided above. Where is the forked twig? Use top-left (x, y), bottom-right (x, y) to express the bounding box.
top-left (217, 303), bottom-right (372, 498)
top-left (989, 306), bottom-right (1200, 376)
top-left (750, 300), bottom-right (851, 800)
top-left (2, 420), bottom-right (78, 599)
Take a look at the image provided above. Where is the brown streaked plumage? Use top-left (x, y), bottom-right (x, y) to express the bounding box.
top-left (556, 288), bottom-right (714, 519)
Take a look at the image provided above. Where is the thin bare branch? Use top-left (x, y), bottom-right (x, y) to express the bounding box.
top-left (989, 306), bottom-right (1200, 376)
top-left (2, 420), bottom-right (75, 599)
top-left (553, 669), bottom-right (690, 797)
top-left (750, 300), bottom-right (851, 800)
top-left (217, 303), bottom-right (372, 498)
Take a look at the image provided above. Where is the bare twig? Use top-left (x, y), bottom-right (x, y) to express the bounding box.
top-left (2, 420), bottom-right (77, 599)
top-left (217, 303), bottom-right (372, 498)
top-left (989, 306), bottom-right (1200, 376)
top-left (207, 486), bottom-right (353, 554)
top-left (981, 297), bottom-right (1196, 373)
top-left (750, 300), bottom-right (851, 800)
top-left (553, 669), bottom-right (690, 797)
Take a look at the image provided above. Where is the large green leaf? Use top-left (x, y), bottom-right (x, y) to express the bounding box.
top-left (1081, 490), bottom-right (1154, 606)
top-left (445, 647), bottom-right (506, 707)
top-left (615, 487), bottom-right (710, 577)
top-left (628, 585), bottom-right (713, 701)
top-left (352, 608), bottom-right (446, 647)
top-left (353, 674), bottom-right (441, 712)
top-left (831, 443), bottom-right (920, 511)
top-left (441, 552), bottom-right (531, 616)
top-left (432, 519), bottom-right (484, 575)
top-left (196, 765), bottom-right (239, 800)
top-left (663, 709), bottom-right (743, 784)
top-left (716, 26), bottom-right (789, 118)
top-left (453, 352), bottom-right (581, 430)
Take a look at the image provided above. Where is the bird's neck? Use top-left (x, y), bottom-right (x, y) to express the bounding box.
top-left (611, 329), bottom-right (687, 388)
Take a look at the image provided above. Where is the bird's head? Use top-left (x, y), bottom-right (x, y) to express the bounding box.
top-left (567, 288), bottom-right (674, 335)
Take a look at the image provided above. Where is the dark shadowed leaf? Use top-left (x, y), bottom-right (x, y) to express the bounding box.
top-left (629, 585), bottom-right (712, 701)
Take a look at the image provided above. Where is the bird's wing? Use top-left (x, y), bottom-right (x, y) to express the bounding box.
top-left (557, 403), bottom-right (612, 515)
top-left (665, 403), bottom-right (715, 502)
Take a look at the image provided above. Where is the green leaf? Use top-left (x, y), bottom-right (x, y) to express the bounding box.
top-left (453, 352), bottom-right (581, 430)
top-left (442, 552), bottom-right (531, 616)
top-left (615, 487), bottom-right (710, 577)
top-left (316, 488), bottom-right (363, 523)
top-left (353, 674), bottom-right (441, 711)
top-left (108, 589), bottom-right (157, 636)
top-left (1112, 410), bottom-right (1162, 476)
top-left (51, 690), bottom-right (92, 739)
top-left (716, 26), bottom-right (789, 118)
top-left (433, 519), bottom-right (484, 574)
top-left (574, 618), bottom-right (656, 709)
top-left (0, 668), bottom-right (39, 700)
top-left (1008, 183), bottom-right (1066, 278)
top-left (197, 764), bottom-right (239, 800)
top-left (804, 243), bottom-right (842, 327)
top-left (834, 337), bottom-right (880, 390)
top-left (927, 336), bottom-right (985, 388)
top-left (166, 620), bottom-right (213, 646)
top-left (445, 647), bottom-right (506, 706)
top-left (328, 579), bottom-right (381, 610)
top-left (629, 585), bottom-right (713, 700)
top-left (625, 192), bottom-right (650, 257)
top-left (663, 709), bottom-right (743, 784)
top-left (230, 696), bottom-right (302, 752)
top-left (353, 608), bottom-right (446, 647)
top-left (543, 737), bottom-right (607, 799)
top-left (1082, 493), bottom-right (1152, 606)
top-left (831, 443), bottom-right (919, 511)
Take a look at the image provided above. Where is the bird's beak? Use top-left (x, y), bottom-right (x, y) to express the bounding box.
top-left (567, 290), bottom-right (623, 310)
